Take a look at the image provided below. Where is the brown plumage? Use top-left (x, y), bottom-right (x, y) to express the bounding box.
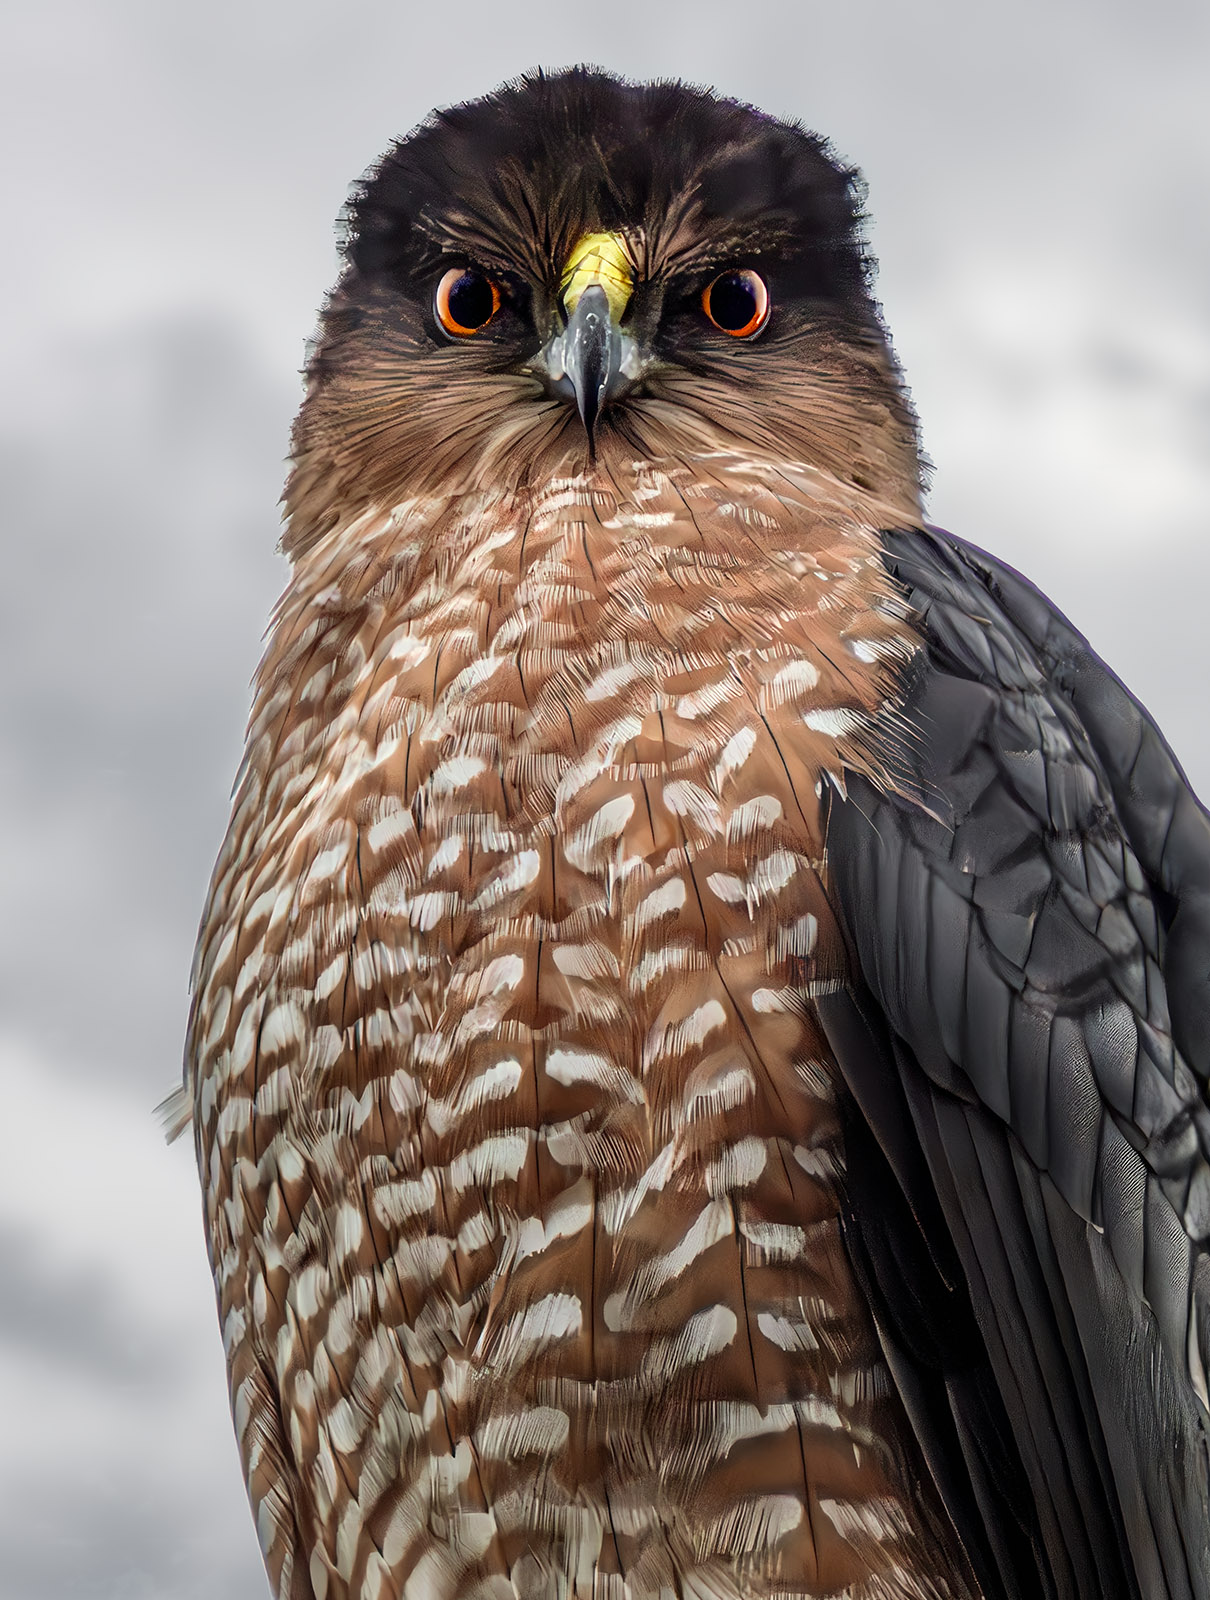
top-left (180, 66), bottom-right (1210, 1600)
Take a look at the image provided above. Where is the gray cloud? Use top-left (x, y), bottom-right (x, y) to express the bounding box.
top-left (0, 1471), bottom-right (265, 1600)
top-left (1, 2), bottom-right (1205, 1594)
top-left (0, 1222), bottom-right (174, 1384)
top-left (0, 315), bottom-right (288, 1086)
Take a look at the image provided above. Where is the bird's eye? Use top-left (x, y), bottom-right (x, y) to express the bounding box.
top-left (701, 269), bottom-right (770, 338)
top-left (434, 268), bottom-right (502, 337)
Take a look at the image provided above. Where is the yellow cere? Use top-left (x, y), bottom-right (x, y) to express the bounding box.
top-left (560, 232), bottom-right (634, 322)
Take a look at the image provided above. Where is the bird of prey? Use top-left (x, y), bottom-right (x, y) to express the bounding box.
top-left (180, 67), bottom-right (1210, 1600)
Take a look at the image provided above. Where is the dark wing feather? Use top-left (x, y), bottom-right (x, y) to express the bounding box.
top-left (820, 524), bottom-right (1210, 1600)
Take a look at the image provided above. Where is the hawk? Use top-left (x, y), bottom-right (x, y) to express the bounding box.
top-left (180, 68), bottom-right (1210, 1600)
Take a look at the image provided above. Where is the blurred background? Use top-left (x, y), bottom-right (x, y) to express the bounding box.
top-left (0, 1), bottom-right (1206, 1594)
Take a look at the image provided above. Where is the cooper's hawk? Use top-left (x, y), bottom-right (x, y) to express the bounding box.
top-left (179, 68), bottom-right (1210, 1600)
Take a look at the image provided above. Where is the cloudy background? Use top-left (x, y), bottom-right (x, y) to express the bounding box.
top-left (1, 1), bottom-right (1206, 1594)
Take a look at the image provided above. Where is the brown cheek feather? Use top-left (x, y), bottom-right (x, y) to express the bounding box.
top-left (283, 297), bottom-right (922, 562)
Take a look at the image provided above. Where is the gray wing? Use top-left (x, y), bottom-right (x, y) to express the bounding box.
top-left (821, 524), bottom-right (1210, 1600)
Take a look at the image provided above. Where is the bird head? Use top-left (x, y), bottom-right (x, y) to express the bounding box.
top-left (285, 67), bottom-right (923, 556)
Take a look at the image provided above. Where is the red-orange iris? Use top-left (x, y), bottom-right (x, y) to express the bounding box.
top-left (435, 268), bottom-right (502, 337)
top-left (701, 269), bottom-right (770, 338)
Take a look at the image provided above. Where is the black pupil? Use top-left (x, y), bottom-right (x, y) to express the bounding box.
top-left (448, 272), bottom-right (494, 329)
top-left (709, 272), bottom-right (759, 330)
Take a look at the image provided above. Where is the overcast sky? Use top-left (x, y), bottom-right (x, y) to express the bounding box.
top-left (1, 2), bottom-right (1207, 1595)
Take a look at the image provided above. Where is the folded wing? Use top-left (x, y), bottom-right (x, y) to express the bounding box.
top-left (821, 524), bottom-right (1210, 1600)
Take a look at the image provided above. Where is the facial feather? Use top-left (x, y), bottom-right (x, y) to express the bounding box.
top-left (286, 67), bottom-right (921, 553)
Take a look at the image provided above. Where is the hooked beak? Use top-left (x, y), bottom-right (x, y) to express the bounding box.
top-left (533, 232), bottom-right (641, 450)
top-left (561, 285), bottom-right (618, 441)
